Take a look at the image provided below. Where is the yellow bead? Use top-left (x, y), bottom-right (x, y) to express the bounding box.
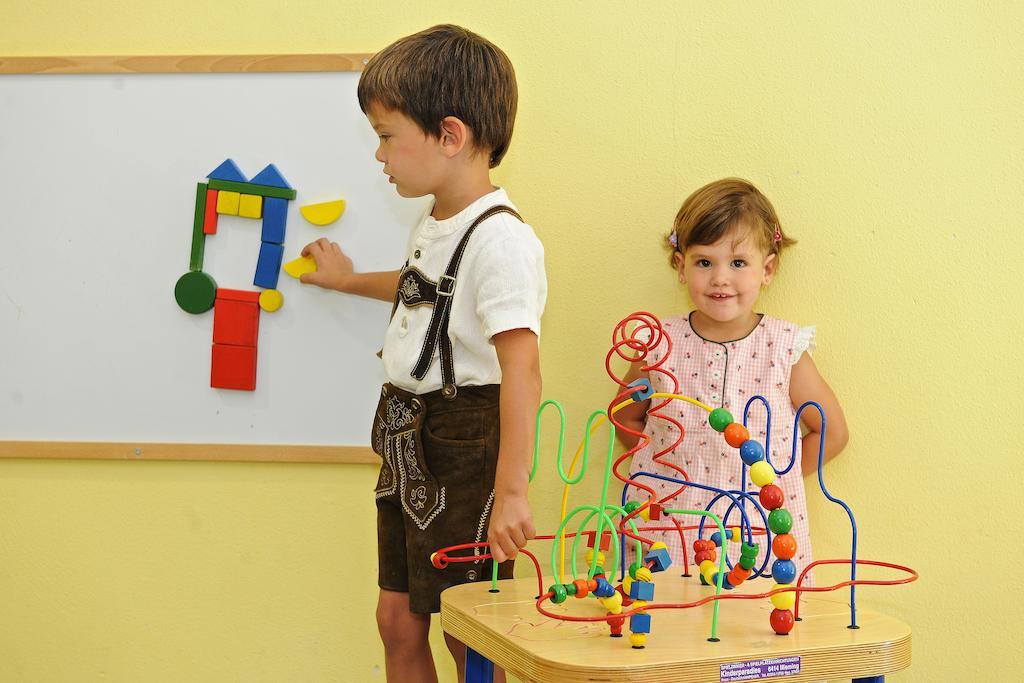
top-left (699, 560), bottom-right (716, 577)
top-left (635, 567), bottom-right (653, 582)
top-left (216, 190), bottom-right (240, 215)
top-left (730, 527), bottom-right (740, 542)
top-left (585, 549), bottom-right (606, 566)
top-left (238, 193), bottom-right (263, 219)
top-left (621, 576), bottom-right (633, 596)
top-left (631, 600), bottom-right (647, 611)
top-left (750, 460), bottom-right (776, 487)
top-left (651, 541), bottom-right (668, 551)
top-left (600, 591), bottom-right (623, 614)
top-left (629, 633), bottom-right (647, 648)
top-left (769, 584), bottom-right (796, 610)
top-left (258, 289), bottom-right (283, 312)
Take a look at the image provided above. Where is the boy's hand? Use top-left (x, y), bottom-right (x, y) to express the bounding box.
top-left (299, 238), bottom-right (355, 292)
top-left (488, 492), bottom-right (536, 563)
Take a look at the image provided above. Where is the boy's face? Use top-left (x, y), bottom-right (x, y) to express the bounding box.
top-left (365, 103), bottom-right (447, 198)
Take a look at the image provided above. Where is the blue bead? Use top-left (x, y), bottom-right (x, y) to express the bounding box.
top-left (710, 531), bottom-right (723, 547)
top-left (643, 547), bottom-right (672, 573)
top-left (721, 574), bottom-right (735, 590)
top-left (630, 612), bottom-right (651, 634)
top-left (627, 378), bottom-right (654, 402)
top-left (740, 440), bottom-right (766, 466)
top-left (772, 559), bottom-right (797, 584)
top-left (629, 580), bottom-right (655, 601)
top-left (594, 577), bottom-right (615, 598)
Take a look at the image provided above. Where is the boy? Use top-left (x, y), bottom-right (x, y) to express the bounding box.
top-left (299, 25), bottom-right (546, 683)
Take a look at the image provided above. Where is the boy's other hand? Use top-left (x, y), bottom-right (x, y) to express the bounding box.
top-left (488, 492), bottom-right (536, 563)
top-left (299, 238), bottom-right (354, 292)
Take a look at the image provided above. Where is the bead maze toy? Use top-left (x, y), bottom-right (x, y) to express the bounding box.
top-left (432, 311), bottom-right (917, 652)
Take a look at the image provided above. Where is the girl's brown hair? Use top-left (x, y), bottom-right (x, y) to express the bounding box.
top-left (667, 178), bottom-right (795, 267)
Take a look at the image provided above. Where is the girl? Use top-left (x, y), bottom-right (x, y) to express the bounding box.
top-left (616, 178), bottom-right (849, 582)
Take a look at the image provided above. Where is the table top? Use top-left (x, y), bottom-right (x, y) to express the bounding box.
top-left (441, 576), bottom-right (911, 683)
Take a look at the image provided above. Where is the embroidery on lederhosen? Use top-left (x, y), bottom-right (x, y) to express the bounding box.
top-left (372, 388), bottom-right (446, 530)
top-left (396, 267), bottom-right (440, 308)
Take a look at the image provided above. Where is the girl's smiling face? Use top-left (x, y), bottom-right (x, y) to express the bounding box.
top-left (675, 227), bottom-right (778, 338)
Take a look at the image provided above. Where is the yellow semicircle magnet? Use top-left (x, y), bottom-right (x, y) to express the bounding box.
top-left (283, 255), bottom-right (317, 279)
top-left (259, 289), bottom-right (284, 312)
top-left (300, 199), bottom-right (346, 226)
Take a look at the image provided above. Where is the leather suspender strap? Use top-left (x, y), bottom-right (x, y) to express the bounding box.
top-left (410, 204), bottom-right (523, 399)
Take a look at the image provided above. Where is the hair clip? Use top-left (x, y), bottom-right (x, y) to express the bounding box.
top-left (773, 228), bottom-right (783, 243)
top-left (668, 232), bottom-right (679, 249)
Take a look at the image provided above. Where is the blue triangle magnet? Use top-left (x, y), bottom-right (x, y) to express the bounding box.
top-left (208, 159), bottom-right (247, 182)
top-left (250, 164), bottom-right (291, 189)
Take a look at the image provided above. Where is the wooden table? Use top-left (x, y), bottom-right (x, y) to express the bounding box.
top-left (441, 577), bottom-right (911, 683)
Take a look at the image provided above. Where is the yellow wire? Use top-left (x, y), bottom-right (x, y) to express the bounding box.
top-left (556, 392), bottom-right (713, 582)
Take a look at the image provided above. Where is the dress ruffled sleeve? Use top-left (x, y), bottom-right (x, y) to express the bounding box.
top-left (791, 325), bottom-right (817, 363)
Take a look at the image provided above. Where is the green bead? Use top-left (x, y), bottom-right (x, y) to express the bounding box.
top-left (624, 501), bottom-right (640, 514)
top-left (708, 408), bottom-right (734, 433)
top-left (740, 543), bottom-right (759, 559)
top-left (174, 270), bottom-right (217, 314)
top-left (768, 509), bottom-right (793, 535)
top-left (739, 555), bottom-right (757, 570)
top-left (565, 581), bottom-right (577, 595)
top-left (628, 562), bottom-right (641, 580)
top-left (549, 584), bottom-right (568, 604)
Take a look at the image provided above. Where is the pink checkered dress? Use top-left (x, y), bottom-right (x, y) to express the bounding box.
top-left (625, 313), bottom-right (816, 584)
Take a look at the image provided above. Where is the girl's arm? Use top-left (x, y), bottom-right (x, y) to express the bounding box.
top-left (789, 352), bottom-right (849, 475)
top-left (488, 328), bottom-right (541, 563)
top-left (614, 362), bottom-right (651, 449)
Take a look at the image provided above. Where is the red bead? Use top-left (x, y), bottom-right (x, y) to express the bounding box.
top-left (724, 423), bottom-right (750, 448)
top-left (772, 533), bottom-right (797, 560)
top-left (770, 608), bottom-right (795, 634)
top-left (694, 551), bottom-right (711, 564)
top-left (587, 579), bottom-right (599, 592)
top-left (759, 484), bottom-right (785, 510)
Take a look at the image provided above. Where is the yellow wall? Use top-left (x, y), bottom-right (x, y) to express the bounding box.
top-left (2, 2), bottom-right (1021, 680)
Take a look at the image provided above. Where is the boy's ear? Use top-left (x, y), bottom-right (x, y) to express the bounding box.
top-left (672, 251), bottom-right (686, 283)
top-left (762, 252), bottom-right (779, 285)
top-left (438, 116), bottom-right (470, 157)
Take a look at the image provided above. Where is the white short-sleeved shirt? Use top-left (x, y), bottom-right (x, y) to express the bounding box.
top-left (382, 188), bottom-right (547, 394)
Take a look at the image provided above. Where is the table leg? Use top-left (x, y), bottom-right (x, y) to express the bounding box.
top-left (466, 646), bottom-right (494, 683)
top-left (852, 677), bottom-right (884, 682)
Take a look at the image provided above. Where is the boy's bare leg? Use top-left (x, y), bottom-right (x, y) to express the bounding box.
top-left (377, 589), bottom-right (437, 683)
top-left (443, 633), bottom-right (507, 683)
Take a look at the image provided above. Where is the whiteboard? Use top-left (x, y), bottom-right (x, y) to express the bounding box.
top-left (0, 69), bottom-right (428, 457)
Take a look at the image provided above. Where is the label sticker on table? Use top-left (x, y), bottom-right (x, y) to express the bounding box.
top-left (720, 656), bottom-right (801, 681)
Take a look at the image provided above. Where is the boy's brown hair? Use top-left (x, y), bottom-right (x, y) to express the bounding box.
top-left (357, 24), bottom-right (518, 169)
top-left (667, 178), bottom-right (796, 267)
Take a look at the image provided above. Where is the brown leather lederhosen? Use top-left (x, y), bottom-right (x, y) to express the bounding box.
top-left (372, 205), bottom-right (521, 613)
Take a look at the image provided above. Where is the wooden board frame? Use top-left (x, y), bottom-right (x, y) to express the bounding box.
top-left (0, 53), bottom-right (379, 464)
top-left (0, 54), bottom-right (372, 74)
